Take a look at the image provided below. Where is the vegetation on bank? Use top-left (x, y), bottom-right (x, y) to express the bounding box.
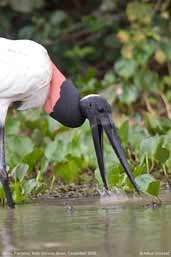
top-left (1, 0), bottom-right (171, 203)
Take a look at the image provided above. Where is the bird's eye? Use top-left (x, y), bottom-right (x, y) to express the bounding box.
top-left (98, 107), bottom-right (105, 113)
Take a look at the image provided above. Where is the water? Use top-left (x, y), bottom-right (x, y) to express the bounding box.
top-left (0, 194), bottom-right (171, 257)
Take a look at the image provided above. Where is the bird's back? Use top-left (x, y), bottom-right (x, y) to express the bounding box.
top-left (0, 37), bottom-right (52, 109)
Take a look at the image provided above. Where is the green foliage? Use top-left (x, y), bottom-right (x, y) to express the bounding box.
top-left (4, 108), bottom-right (164, 202)
top-left (1, 0), bottom-right (171, 203)
top-left (135, 174), bottom-right (160, 197)
top-left (114, 1), bottom-right (171, 105)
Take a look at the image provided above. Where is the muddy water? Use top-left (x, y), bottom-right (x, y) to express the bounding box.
top-left (0, 193), bottom-right (171, 257)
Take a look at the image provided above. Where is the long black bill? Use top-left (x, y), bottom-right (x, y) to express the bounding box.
top-left (91, 124), bottom-right (108, 190)
top-left (90, 115), bottom-right (139, 193)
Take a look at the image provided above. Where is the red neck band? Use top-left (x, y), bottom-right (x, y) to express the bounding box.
top-left (44, 62), bottom-right (66, 114)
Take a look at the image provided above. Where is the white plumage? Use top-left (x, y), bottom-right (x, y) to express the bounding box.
top-left (0, 37), bottom-right (52, 124)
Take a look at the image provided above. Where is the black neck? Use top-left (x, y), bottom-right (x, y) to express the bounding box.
top-left (50, 80), bottom-right (85, 128)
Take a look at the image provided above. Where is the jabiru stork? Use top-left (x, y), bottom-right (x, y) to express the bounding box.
top-left (0, 37), bottom-right (139, 208)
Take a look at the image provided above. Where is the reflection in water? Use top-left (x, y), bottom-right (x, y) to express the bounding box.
top-left (103, 209), bottom-right (114, 257)
top-left (0, 210), bottom-right (15, 256)
top-left (0, 196), bottom-right (170, 257)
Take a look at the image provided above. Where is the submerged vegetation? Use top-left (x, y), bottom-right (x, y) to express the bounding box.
top-left (1, 0), bottom-right (171, 203)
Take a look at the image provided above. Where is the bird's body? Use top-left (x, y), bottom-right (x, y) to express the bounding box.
top-left (0, 38), bottom-right (54, 123)
top-left (0, 37), bottom-right (139, 208)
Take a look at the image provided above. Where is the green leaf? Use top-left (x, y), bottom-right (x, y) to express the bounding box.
top-left (12, 182), bottom-right (26, 204)
top-left (65, 46), bottom-right (95, 59)
top-left (95, 168), bottom-right (103, 187)
top-left (6, 135), bottom-right (34, 166)
top-left (135, 174), bottom-right (154, 191)
top-left (134, 70), bottom-right (159, 92)
top-left (82, 15), bottom-right (106, 32)
top-left (37, 172), bottom-right (44, 183)
top-left (126, 2), bottom-right (153, 24)
top-left (52, 156), bottom-right (82, 183)
top-left (144, 113), bottom-right (163, 134)
top-left (154, 146), bottom-right (170, 164)
top-left (6, 114), bottom-right (21, 135)
top-left (144, 113), bottom-right (171, 134)
top-left (18, 25), bottom-right (34, 39)
top-left (163, 76), bottom-right (171, 86)
top-left (133, 165), bottom-right (146, 177)
top-left (11, 164), bottom-right (29, 182)
top-left (147, 181), bottom-right (160, 197)
top-left (23, 179), bottom-right (38, 195)
top-left (135, 174), bottom-right (160, 196)
top-left (115, 59), bottom-right (136, 79)
top-left (10, 0), bottom-right (33, 13)
top-left (128, 126), bottom-right (148, 153)
top-left (0, 183), bottom-right (5, 200)
top-left (23, 149), bottom-right (43, 171)
top-left (134, 42), bottom-right (155, 65)
top-left (50, 11), bottom-right (67, 25)
top-left (139, 136), bottom-right (160, 158)
top-left (107, 165), bottom-right (123, 188)
top-left (119, 120), bottom-right (129, 144)
top-left (45, 140), bottom-right (58, 162)
top-left (126, 165), bottom-right (145, 190)
top-left (102, 71), bottom-right (116, 87)
top-left (45, 128), bottom-right (92, 163)
top-left (40, 159), bottom-right (49, 175)
top-left (119, 82), bottom-right (139, 104)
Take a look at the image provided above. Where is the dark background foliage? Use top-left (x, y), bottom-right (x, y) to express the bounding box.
top-left (1, 0), bottom-right (171, 202)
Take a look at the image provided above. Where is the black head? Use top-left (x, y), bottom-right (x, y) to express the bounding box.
top-left (80, 94), bottom-right (139, 193)
top-left (80, 94), bottom-right (111, 123)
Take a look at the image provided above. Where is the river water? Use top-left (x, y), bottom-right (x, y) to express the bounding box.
top-left (0, 193), bottom-right (171, 257)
